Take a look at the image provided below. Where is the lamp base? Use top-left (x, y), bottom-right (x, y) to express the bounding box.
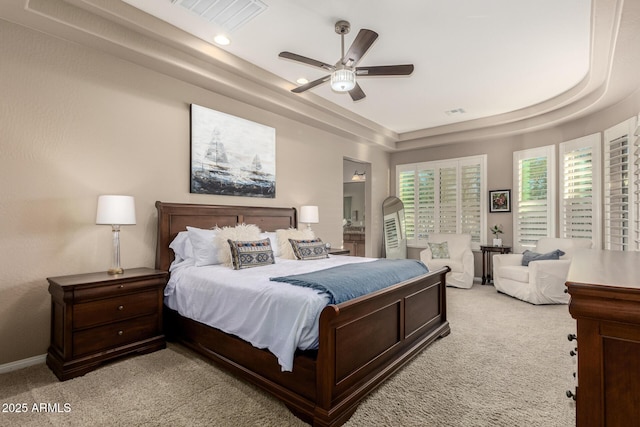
top-left (108, 267), bottom-right (124, 275)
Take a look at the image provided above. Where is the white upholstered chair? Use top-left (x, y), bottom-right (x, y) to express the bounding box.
top-left (420, 233), bottom-right (474, 289)
top-left (493, 237), bottom-right (593, 304)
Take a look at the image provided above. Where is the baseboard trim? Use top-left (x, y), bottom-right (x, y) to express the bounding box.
top-left (0, 354), bottom-right (47, 374)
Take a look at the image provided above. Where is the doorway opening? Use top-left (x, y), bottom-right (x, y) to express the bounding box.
top-left (343, 158), bottom-right (370, 256)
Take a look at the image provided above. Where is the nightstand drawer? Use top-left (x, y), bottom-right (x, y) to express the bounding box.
top-left (74, 277), bottom-right (165, 302)
top-left (73, 314), bottom-right (160, 357)
top-left (73, 291), bottom-right (159, 329)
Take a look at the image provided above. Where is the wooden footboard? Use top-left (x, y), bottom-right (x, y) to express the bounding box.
top-left (314, 266), bottom-right (450, 426)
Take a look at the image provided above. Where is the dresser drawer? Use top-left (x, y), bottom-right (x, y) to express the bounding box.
top-left (74, 277), bottom-right (165, 303)
top-left (73, 290), bottom-right (159, 329)
top-left (73, 314), bottom-right (160, 357)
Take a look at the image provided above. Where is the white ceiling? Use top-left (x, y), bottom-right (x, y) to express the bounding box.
top-left (123, 0), bottom-right (592, 134)
top-left (2, 0), bottom-right (636, 150)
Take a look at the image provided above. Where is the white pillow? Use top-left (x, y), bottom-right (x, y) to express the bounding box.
top-left (260, 231), bottom-right (280, 257)
top-left (276, 228), bottom-right (315, 259)
top-left (215, 224), bottom-right (262, 266)
top-left (169, 231), bottom-right (194, 262)
top-left (186, 226), bottom-right (221, 267)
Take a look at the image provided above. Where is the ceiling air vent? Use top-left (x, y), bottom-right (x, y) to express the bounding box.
top-left (173, 0), bottom-right (268, 32)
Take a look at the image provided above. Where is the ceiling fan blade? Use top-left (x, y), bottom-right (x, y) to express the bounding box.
top-left (291, 75), bottom-right (331, 93)
top-left (356, 64), bottom-right (414, 76)
top-left (342, 29), bottom-right (378, 66)
top-left (348, 83), bottom-right (366, 101)
top-left (279, 52), bottom-right (335, 71)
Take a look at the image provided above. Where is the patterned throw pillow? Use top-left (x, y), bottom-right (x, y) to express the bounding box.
top-left (227, 238), bottom-right (275, 270)
top-left (276, 228), bottom-right (315, 259)
top-left (289, 238), bottom-right (329, 260)
top-left (429, 241), bottom-right (450, 259)
top-left (216, 224), bottom-right (262, 266)
top-left (521, 249), bottom-right (566, 266)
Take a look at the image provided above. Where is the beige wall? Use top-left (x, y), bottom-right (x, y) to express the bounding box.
top-left (391, 90), bottom-right (640, 270)
top-left (0, 21), bottom-right (390, 365)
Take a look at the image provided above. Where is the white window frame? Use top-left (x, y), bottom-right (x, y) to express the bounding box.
top-left (604, 116), bottom-right (639, 251)
top-left (559, 134), bottom-right (602, 249)
top-left (513, 145), bottom-right (556, 253)
top-left (397, 155), bottom-right (487, 250)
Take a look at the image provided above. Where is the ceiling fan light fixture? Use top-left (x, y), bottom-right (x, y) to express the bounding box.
top-left (331, 68), bottom-right (356, 92)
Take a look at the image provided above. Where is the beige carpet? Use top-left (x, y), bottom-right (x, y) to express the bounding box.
top-left (0, 284), bottom-right (576, 426)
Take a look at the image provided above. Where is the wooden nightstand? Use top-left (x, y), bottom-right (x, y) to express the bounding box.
top-left (328, 249), bottom-right (351, 256)
top-left (46, 267), bottom-right (168, 381)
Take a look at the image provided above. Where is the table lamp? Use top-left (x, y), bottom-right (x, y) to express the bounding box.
top-left (96, 195), bottom-right (136, 275)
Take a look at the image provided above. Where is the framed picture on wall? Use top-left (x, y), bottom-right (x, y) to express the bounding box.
top-left (190, 104), bottom-right (276, 198)
top-left (489, 189), bottom-right (511, 213)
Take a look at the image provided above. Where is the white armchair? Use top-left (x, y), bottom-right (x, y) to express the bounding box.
top-left (493, 237), bottom-right (593, 304)
top-left (420, 233), bottom-right (474, 289)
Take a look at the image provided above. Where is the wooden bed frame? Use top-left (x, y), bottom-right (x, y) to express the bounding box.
top-left (155, 201), bottom-right (450, 426)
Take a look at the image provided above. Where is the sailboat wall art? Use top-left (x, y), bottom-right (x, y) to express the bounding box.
top-left (190, 104), bottom-right (276, 198)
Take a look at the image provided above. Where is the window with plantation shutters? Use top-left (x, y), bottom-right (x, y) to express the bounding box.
top-left (604, 117), bottom-right (639, 251)
top-left (396, 155), bottom-right (486, 249)
top-left (398, 169), bottom-right (416, 241)
top-left (513, 145), bottom-right (556, 253)
top-left (634, 117), bottom-right (640, 250)
top-left (559, 134), bottom-right (601, 248)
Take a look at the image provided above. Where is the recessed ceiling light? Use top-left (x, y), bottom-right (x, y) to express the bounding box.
top-left (213, 34), bottom-right (230, 46)
top-left (296, 78), bottom-right (309, 85)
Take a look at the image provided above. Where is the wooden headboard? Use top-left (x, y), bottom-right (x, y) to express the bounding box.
top-left (155, 201), bottom-right (297, 271)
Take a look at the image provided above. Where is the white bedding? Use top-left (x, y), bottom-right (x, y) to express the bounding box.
top-left (165, 255), bottom-right (375, 372)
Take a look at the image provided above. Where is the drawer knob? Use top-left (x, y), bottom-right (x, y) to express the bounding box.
top-left (567, 333), bottom-right (577, 341)
top-left (118, 285), bottom-right (124, 289)
top-left (118, 330), bottom-right (123, 336)
top-left (118, 305), bottom-right (124, 311)
top-left (570, 348), bottom-right (577, 357)
top-left (566, 389), bottom-right (577, 401)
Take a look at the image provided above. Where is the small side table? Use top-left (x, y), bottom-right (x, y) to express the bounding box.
top-left (328, 249), bottom-right (351, 256)
top-left (480, 245), bottom-right (512, 285)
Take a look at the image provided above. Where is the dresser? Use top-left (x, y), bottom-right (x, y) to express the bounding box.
top-left (47, 267), bottom-right (167, 381)
top-left (566, 249), bottom-right (640, 426)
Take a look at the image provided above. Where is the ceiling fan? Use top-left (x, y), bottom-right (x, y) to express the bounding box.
top-left (279, 20), bottom-right (414, 101)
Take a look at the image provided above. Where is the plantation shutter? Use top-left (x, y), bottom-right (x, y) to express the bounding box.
top-left (397, 155), bottom-right (486, 249)
top-left (559, 134), bottom-right (601, 248)
top-left (438, 166), bottom-right (458, 234)
top-left (416, 168), bottom-right (435, 244)
top-left (397, 167), bottom-right (416, 242)
top-left (604, 117), bottom-right (638, 251)
top-left (634, 118), bottom-right (640, 250)
top-left (460, 162), bottom-right (482, 244)
top-left (513, 145), bottom-right (556, 253)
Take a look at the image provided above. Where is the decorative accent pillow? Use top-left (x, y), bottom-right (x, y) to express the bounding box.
top-left (260, 232), bottom-right (280, 257)
top-left (429, 242), bottom-right (450, 259)
top-left (186, 226), bottom-right (220, 266)
top-left (276, 228), bottom-right (315, 259)
top-left (170, 231), bottom-right (194, 262)
top-left (227, 238), bottom-right (275, 270)
top-left (216, 224), bottom-right (262, 267)
top-left (289, 238), bottom-right (329, 260)
top-left (521, 249), bottom-right (566, 266)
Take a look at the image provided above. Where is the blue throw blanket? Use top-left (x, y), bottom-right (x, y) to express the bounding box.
top-left (270, 259), bottom-right (429, 305)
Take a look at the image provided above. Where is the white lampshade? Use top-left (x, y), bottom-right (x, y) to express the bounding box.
top-left (330, 69), bottom-right (356, 92)
top-left (96, 195), bottom-right (136, 225)
top-left (300, 205), bottom-right (319, 224)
